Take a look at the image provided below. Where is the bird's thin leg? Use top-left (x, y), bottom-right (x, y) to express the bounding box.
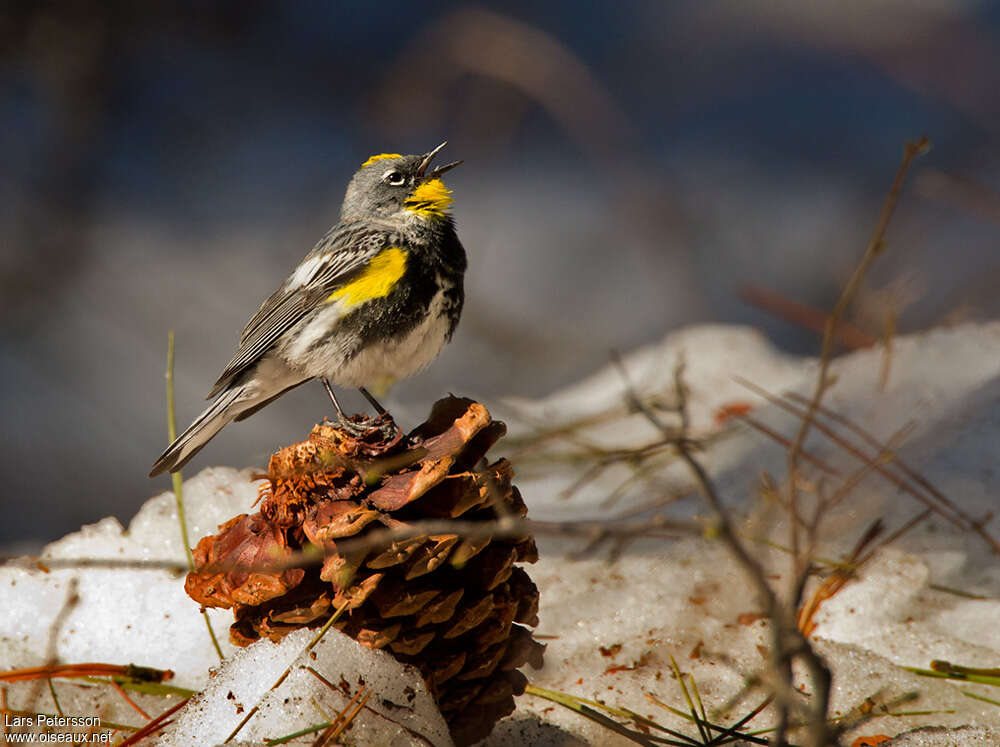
top-left (358, 387), bottom-right (388, 415)
top-left (321, 378), bottom-right (349, 421)
top-left (359, 387), bottom-right (400, 435)
top-left (321, 379), bottom-right (383, 435)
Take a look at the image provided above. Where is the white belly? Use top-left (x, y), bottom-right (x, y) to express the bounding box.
top-left (286, 289), bottom-right (453, 391)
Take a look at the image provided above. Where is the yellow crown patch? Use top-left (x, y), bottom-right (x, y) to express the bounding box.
top-left (404, 178), bottom-right (454, 219)
top-left (362, 153), bottom-right (402, 168)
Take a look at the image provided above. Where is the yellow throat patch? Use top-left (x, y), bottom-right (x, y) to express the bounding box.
top-left (404, 178), bottom-right (454, 219)
top-left (362, 153), bottom-right (402, 167)
top-left (327, 247), bottom-right (408, 306)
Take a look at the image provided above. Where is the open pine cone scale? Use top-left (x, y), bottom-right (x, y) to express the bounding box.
top-left (185, 396), bottom-right (544, 745)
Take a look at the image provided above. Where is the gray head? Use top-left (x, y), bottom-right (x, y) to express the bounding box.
top-left (341, 142), bottom-right (462, 222)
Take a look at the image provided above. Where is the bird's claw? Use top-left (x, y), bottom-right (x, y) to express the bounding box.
top-left (331, 411), bottom-right (399, 440)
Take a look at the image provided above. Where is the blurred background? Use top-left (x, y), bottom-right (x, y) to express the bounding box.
top-left (3, 1), bottom-right (1000, 552)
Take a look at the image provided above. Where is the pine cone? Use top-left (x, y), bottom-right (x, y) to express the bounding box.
top-left (185, 396), bottom-right (544, 745)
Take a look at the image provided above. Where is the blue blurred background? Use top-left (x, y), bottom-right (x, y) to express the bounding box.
top-left (3, 1), bottom-right (1000, 551)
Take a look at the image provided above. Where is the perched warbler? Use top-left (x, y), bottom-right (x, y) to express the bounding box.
top-left (149, 142), bottom-right (465, 477)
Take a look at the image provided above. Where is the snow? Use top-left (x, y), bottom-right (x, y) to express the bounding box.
top-left (4, 322), bottom-right (1000, 744)
top-left (162, 628), bottom-right (450, 746)
top-left (487, 323), bottom-right (1000, 745)
top-left (0, 467), bottom-right (256, 687)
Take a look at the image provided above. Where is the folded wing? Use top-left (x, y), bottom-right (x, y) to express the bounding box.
top-left (206, 226), bottom-right (387, 398)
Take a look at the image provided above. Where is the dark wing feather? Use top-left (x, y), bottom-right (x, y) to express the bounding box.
top-left (206, 225), bottom-right (389, 398)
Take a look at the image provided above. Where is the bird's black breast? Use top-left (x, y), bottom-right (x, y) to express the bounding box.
top-left (337, 223), bottom-right (466, 354)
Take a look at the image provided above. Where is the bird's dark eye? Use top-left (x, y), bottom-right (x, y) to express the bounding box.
top-left (383, 170), bottom-right (406, 186)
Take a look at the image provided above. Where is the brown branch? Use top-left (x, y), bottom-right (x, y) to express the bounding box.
top-left (118, 696), bottom-right (191, 746)
top-left (610, 353), bottom-right (834, 747)
top-left (6, 513), bottom-right (702, 578)
top-left (0, 664), bottom-right (172, 684)
top-left (787, 137), bottom-right (930, 569)
top-left (783, 390), bottom-right (1000, 554)
top-left (740, 286), bottom-right (878, 350)
top-left (738, 414), bottom-right (840, 476)
top-left (736, 375), bottom-right (1000, 558)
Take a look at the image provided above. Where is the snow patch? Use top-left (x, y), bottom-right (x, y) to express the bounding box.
top-left (4, 324), bottom-right (1000, 744)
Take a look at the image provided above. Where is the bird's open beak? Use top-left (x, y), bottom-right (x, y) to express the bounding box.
top-left (416, 141), bottom-right (463, 179)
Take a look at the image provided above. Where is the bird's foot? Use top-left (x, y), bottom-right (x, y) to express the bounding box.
top-left (328, 410), bottom-right (400, 441)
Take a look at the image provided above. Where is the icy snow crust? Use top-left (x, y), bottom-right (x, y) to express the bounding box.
top-left (0, 467), bottom-right (257, 687)
top-left (3, 323), bottom-right (1000, 744)
top-left (163, 628), bottom-right (451, 746)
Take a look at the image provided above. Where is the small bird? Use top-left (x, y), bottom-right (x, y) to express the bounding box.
top-left (149, 143), bottom-right (466, 477)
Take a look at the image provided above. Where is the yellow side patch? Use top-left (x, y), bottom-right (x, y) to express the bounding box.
top-left (404, 178), bottom-right (454, 218)
top-left (362, 153), bottom-right (402, 167)
top-left (328, 247), bottom-right (408, 306)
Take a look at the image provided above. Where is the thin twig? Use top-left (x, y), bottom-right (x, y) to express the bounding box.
top-left (12, 512), bottom-right (701, 577)
top-left (118, 696), bottom-right (191, 746)
top-left (736, 377), bottom-right (973, 532)
top-left (737, 415), bottom-right (840, 476)
top-left (25, 579), bottom-right (79, 725)
top-left (109, 680), bottom-right (151, 721)
top-left (878, 297), bottom-right (896, 391)
top-left (611, 354), bottom-right (830, 745)
top-left (783, 390), bottom-right (1000, 554)
top-left (740, 286), bottom-right (877, 350)
top-left (786, 137), bottom-right (929, 567)
top-left (1, 687), bottom-right (7, 739)
top-left (301, 668), bottom-right (435, 746)
top-left (322, 687), bottom-right (372, 745)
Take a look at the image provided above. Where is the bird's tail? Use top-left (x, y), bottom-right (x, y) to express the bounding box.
top-left (148, 386), bottom-right (247, 477)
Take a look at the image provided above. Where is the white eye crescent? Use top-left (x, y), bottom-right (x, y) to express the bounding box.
top-left (383, 170), bottom-right (406, 186)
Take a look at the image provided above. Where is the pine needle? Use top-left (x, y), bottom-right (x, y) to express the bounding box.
top-left (225, 602), bottom-right (349, 743)
top-left (165, 330), bottom-right (225, 663)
